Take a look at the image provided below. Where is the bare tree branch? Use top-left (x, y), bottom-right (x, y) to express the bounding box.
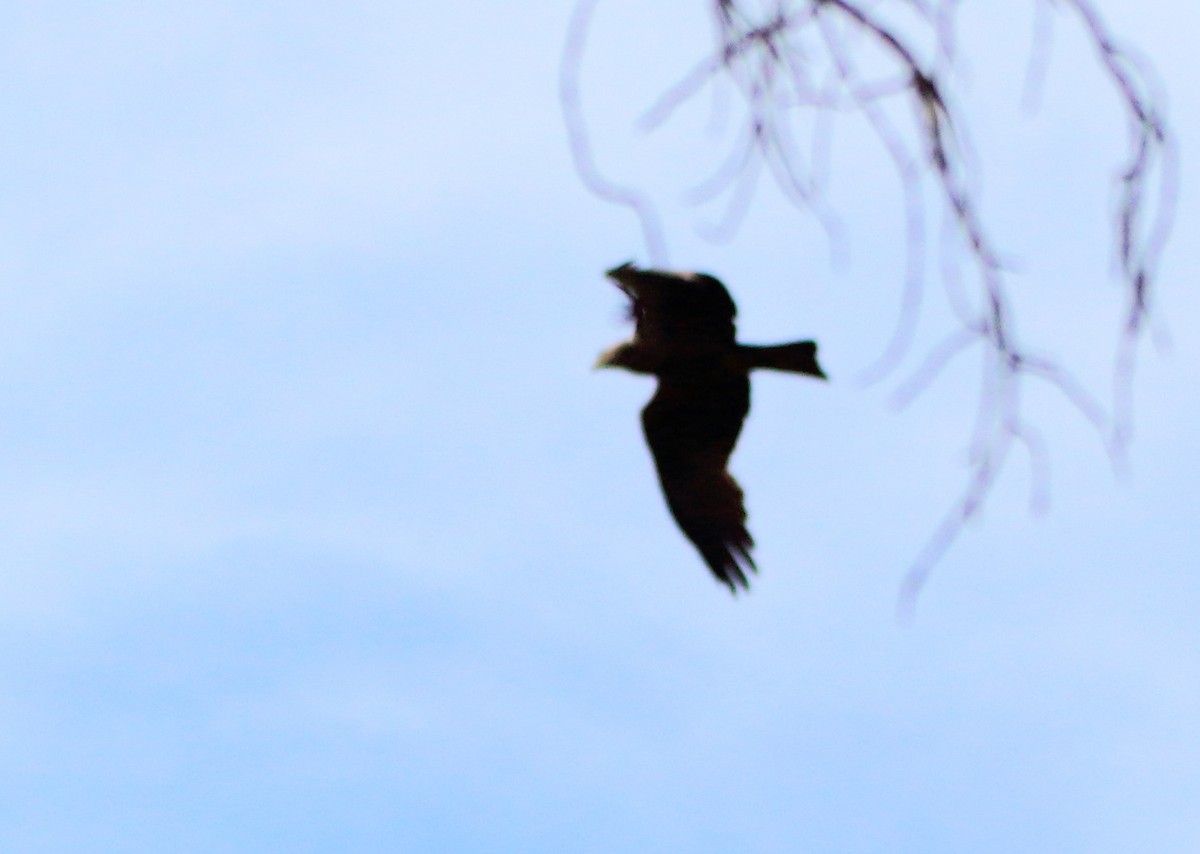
top-left (562, 0), bottom-right (1175, 607)
top-left (560, 0), bottom-right (669, 264)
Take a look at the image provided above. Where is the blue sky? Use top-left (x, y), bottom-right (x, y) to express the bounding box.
top-left (0, 1), bottom-right (1196, 851)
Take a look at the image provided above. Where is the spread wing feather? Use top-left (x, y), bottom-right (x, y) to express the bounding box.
top-left (641, 373), bottom-right (755, 592)
top-left (608, 265), bottom-right (737, 347)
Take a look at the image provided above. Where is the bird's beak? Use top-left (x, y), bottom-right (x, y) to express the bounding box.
top-left (593, 348), bottom-right (616, 370)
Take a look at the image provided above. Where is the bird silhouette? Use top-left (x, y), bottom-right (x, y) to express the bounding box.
top-left (596, 263), bottom-right (826, 592)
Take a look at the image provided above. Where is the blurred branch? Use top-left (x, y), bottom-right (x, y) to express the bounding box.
top-left (562, 0), bottom-right (1175, 608)
top-left (560, 0), bottom-right (668, 263)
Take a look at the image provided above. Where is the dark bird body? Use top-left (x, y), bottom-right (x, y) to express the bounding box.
top-left (596, 263), bottom-right (826, 592)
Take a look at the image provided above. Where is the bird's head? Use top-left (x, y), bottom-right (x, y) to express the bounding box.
top-left (594, 340), bottom-right (654, 374)
top-left (594, 341), bottom-right (633, 370)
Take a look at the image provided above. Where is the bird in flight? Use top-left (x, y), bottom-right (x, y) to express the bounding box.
top-left (596, 263), bottom-right (826, 592)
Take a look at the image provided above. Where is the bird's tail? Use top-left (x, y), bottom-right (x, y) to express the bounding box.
top-left (739, 342), bottom-right (826, 379)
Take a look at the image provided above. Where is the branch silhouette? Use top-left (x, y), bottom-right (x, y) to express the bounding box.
top-left (562, 0), bottom-right (1175, 608)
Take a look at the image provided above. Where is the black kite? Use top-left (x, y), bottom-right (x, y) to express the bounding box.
top-left (596, 263), bottom-right (826, 592)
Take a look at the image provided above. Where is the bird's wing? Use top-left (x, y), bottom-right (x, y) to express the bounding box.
top-left (641, 373), bottom-right (755, 591)
top-left (607, 265), bottom-right (737, 348)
